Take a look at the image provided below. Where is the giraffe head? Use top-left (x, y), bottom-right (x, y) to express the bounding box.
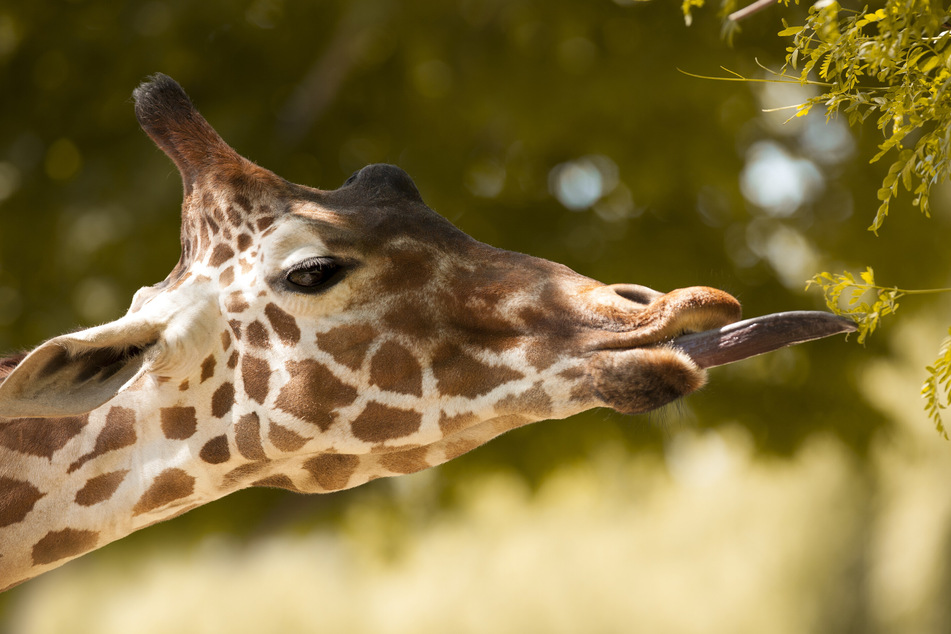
top-left (0, 74), bottom-right (742, 487)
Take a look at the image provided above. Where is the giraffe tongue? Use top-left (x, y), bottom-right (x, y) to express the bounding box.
top-left (667, 311), bottom-right (856, 370)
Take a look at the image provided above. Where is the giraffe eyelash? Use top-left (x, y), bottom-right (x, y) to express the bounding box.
top-left (284, 257), bottom-right (344, 293)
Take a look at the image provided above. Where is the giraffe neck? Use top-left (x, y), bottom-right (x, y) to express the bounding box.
top-left (0, 342), bottom-right (570, 589)
top-left (0, 371), bottom-right (220, 588)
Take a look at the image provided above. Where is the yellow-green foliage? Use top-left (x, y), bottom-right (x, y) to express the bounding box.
top-left (779, 0), bottom-right (951, 233)
top-left (922, 328), bottom-right (951, 439)
top-left (686, 0), bottom-right (951, 438)
top-left (806, 269), bottom-right (951, 436)
top-left (806, 267), bottom-right (901, 346)
top-left (786, 1), bottom-right (951, 437)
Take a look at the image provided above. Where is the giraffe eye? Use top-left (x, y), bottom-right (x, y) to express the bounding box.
top-left (285, 258), bottom-right (341, 291)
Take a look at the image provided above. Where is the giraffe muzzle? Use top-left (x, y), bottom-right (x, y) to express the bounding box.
top-left (587, 286), bottom-right (853, 414)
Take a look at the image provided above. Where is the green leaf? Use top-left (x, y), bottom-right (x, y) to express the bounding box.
top-left (920, 56), bottom-right (940, 73)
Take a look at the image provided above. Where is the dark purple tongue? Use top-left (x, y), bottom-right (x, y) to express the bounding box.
top-left (668, 311), bottom-right (856, 369)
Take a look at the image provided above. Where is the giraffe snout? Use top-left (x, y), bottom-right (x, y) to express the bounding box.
top-left (587, 284), bottom-right (741, 345)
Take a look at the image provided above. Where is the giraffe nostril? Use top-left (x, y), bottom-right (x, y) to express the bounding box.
top-left (609, 284), bottom-right (664, 307)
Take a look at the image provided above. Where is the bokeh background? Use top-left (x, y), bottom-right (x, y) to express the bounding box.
top-left (1, 1), bottom-right (951, 632)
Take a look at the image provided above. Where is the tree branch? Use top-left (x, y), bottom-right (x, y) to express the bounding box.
top-left (728, 0), bottom-right (779, 22)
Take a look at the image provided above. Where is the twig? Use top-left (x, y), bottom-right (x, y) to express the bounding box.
top-left (728, 0), bottom-right (779, 22)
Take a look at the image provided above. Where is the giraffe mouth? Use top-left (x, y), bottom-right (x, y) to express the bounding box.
top-left (586, 285), bottom-right (854, 414)
top-left (664, 311), bottom-right (857, 369)
top-left (591, 286), bottom-right (854, 367)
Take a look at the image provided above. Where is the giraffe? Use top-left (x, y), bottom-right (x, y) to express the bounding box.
top-left (0, 74), bottom-right (853, 591)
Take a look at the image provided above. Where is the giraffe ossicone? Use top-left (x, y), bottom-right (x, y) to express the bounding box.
top-left (0, 74), bottom-right (854, 590)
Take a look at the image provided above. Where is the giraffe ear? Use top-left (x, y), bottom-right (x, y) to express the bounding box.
top-left (133, 73), bottom-right (244, 194)
top-left (0, 318), bottom-right (161, 419)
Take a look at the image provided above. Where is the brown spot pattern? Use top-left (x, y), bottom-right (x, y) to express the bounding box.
top-left (225, 291), bottom-right (250, 313)
top-left (32, 528), bottom-right (99, 565)
top-left (235, 413), bottom-right (266, 461)
top-left (221, 329), bottom-right (232, 351)
top-left (200, 355), bottom-right (216, 383)
top-left (265, 303), bottom-right (301, 345)
top-left (256, 216), bottom-right (275, 231)
top-left (236, 233), bottom-right (253, 252)
top-left (431, 343), bottom-right (525, 398)
top-left (209, 243), bottom-right (235, 267)
top-left (444, 438), bottom-right (482, 461)
top-left (302, 454), bottom-right (359, 491)
top-left (351, 402), bottom-right (422, 443)
top-left (558, 367), bottom-right (585, 380)
top-left (316, 324), bottom-right (376, 370)
top-left (369, 341), bottom-right (423, 396)
top-left (252, 475), bottom-right (298, 491)
top-left (68, 407), bottom-right (136, 474)
top-left (0, 415), bottom-right (87, 460)
top-left (178, 379), bottom-right (189, 391)
top-left (211, 382), bottom-right (236, 418)
top-left (220, 267), bottom-right (235, 287)
top-left (378, 248), bottom-right (434, 293)
top-left (438, 411), bottom-right (478, 435)
top-left (275, 360), bottom-right (357, 431)
top-left (227, 350), bottom-right (239, 369)
top-left (0, 477), bottom-right (44, 527)
top-left (200, 435), bottom-right (231, 464)
top-left (132, 468), bottom-right (195, 516)
top-left (74, 470), bottom-right (128, 506)
top-left (232, 194), bottom-right (251, 213)
top-left (494, 382), bottom-right (553, 418)
top-left (268, 422), bottom-right (307, 452)
top-left (526, 344), bottom-right (562, 371)
top-left (247, 321), bottom-right (269, 348)
top-left (228, 319), bottom-right (242, 340)
top-left (378, 446), bottom-right (430, 475)
top-left (241, 355), bottom-right (271, 404)
top-left (382, 302), bottom-right (437, 340)
top-left (160, 407), bottom-right (198, 439)
top-left (223, 462), bottom-right (267, 486)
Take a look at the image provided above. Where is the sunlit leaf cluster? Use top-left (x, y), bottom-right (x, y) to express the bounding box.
top-left (686, 0), bottom-right (951, 232)
top-left (780, 0), bottom-right (951, 233)
top-left (786, 1), bottom-right (951, 437)
top-left (685, 0), bottom-right (951, 438)
top-left (922, 328), bottom-right (951, 440)
top-left (807, 269), bottom-right (951, 435)
top-left (805, 267), bottom-right (901, 345)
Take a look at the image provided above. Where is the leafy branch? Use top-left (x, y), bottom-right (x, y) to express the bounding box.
top-left (683, 0), bottom-right (951, 438)
top-left (778, 2), bottom-right (951, 234)
top-left (685, 1), bottom-right (951, 234)
top-left (807, 268), bottom-right (951, 437)
top-left (805, 268), bottom-right (900, 345)
top-left (806, 267), bottom-right (951, 341)
top-left (777, 1), bottom-right (951, 438)
top-left (923, 328), bottom-right (951, 440)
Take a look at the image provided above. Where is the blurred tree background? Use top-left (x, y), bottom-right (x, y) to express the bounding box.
top-left (1, 1), bottom-right (950, 632)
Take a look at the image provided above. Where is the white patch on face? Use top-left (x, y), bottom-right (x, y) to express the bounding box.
top-left (259, 218), bottom-right (359, 318)
top-left (142, 282), bottom-right (221, 380)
